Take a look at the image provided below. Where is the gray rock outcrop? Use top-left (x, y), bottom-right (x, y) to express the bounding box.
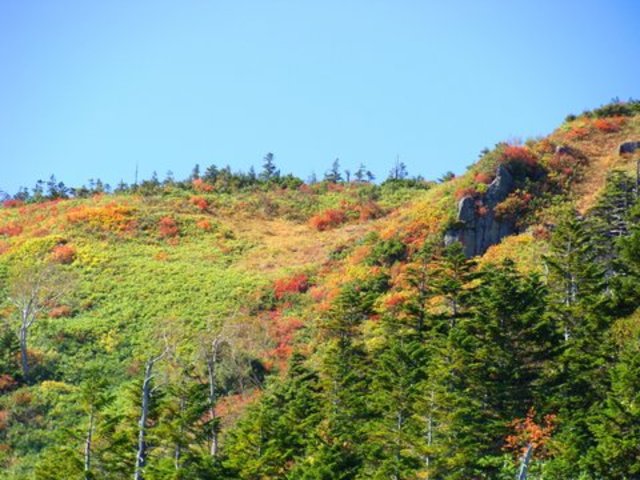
top-left (619, 141), bottom-right (640, 155)
top-left (444, 164), bottom-right (516, 257)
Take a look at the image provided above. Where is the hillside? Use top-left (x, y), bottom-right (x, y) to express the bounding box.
top-left (2, 101), bottom-right (640, 479)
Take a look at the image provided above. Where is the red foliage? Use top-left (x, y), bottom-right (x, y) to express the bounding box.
top-left (268, 316), bottom-right (304, 362)
top-left (190, 196), bottom-right (209, 211)
top-left (192, 178), bottom-right (214, 192)
top-left (2, 199), bottom-right (24, 208)
top-left (501, 145), bottom-right (538, 167)
top-left (505, 408), bottom-right (556, 459)
top-left (454, 186), bottom-right (479, 201)
top-left (309, 209), bottom-right (347, 231)
top-left (51, 244), bottom-right (76, 264)
top-left (532, 225), bottom-right (551, 241)
top-left (474, 172), bottom-right (493, 184)
top-left (158, 216), bottom-right (179, 238)
top-left (196, 219), bottom-right (212, 231)
top-left (593, 116), bottom-right (625, 133)
top-left (0, 223), bottom-right (23, 237)
top-left (0, 375), bottom-right (17, 393)
top-left (494, 191), bottom-right (533, 223)
top-left (274, 273), bottom-right (309, 300)
top-left (565, 126), bottom-right (589, 140)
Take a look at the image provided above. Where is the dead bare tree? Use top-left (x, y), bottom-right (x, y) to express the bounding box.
top-left (7, 261), bottom-right (74, 381)
top-left (134, 347), bottom-right (168, 480)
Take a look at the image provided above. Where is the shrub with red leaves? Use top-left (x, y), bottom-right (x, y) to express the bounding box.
top-left (158, 216), bottom-right (179, 238)
top-left (274, 273), bottom-right (309, 300)
top-left (51, 244), bottom-right (76, 264)
top-left (454, 186), bottom-right (479, 201)
top-left (500, 145), bottom-right (538, 167)
top-left (309, 209), bottom-right (347, 231)
top-left (0, 223), bottom-right (23, 237)
top-left (2, 199), bottom-right (24, 208)
top-left (190, 196), bottom-right (209, 211)
top-left (192, 178), bottom-right (214, 192)
top-left (593, 117), bottom-right (624, 133)
top-left (474, 172), bottom-right (493, 184)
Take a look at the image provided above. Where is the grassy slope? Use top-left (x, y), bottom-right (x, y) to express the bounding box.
top-left (1, 112), bottom-right (640, 475)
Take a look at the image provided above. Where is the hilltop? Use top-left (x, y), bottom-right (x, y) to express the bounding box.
top-left (1, 100), bottom-right (640, 479)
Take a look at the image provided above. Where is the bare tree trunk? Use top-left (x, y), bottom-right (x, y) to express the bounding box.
top-left (517, 444), bottom-right (533, 480)
top-left (84, 407), bottom-right (94, 480)
top-left (19, 320), bottom-right (29, 380)
top-left (134, 352), bottom-right (165, 480)
top-left (206, 337), bottom-right (222, 457)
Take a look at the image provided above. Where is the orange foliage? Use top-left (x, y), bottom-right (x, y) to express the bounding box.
top-left (593, 116), bottom-right (625, 133)
top-left (196, 219), bottom-right (212, 231)
top-left (190, 196), bottom-right (209, 211)
top-left (2, 199), bottom-right (24, 208)
top-left (51, 244), bottom-right (75, 264)
top-left (474, 172), bottom-right (493, 184)
top-left (274, 273), bottom-right (309, 300)
top-left (192, 178), bottom-right (214, 192)
top-left (455, 186), bottom-right (478, 201)
top-left (501, 145), bottom-right (538, 167)
top-left (49, 305), bottom-right (72, 319)
top-left (0, 223), bottom-right (23, 237)
top-left (309, 209), bottom-right (347, 231)
top-left (565, 125), bottom-right (589, 140)
top-left (505, 408), bottom-right (556, 458)
top-left (158, 216), bottom-right (179, 238)
top-left (67, 203), bottom-right (136, 233)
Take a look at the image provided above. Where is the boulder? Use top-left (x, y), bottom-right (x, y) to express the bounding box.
top-left (619, 141), bottom-right (640, 155)
top-left (444, 165), bottom-right (516, 257)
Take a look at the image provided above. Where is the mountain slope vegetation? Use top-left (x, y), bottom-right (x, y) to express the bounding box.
top-left (2, 101), bottom-right (640, 479)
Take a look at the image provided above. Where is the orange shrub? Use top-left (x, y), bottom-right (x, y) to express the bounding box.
top-left (501, 145), bottom-right (538, 167)
top-left (51, 244), bottom-right (75, 264)
top-left (190, 196), bottom-right (209, 211)
top-left (67, 203), bottom-right (136, 233)
top-left (274, 273), bottom-right (309, 300)
top-left (196, 219), bottom-right (212, 231)
top-left (474, 172), bottom-right (493, 184)
top-left (192, 178), bottom-right (214, 192)
top-left (565, 125), bottom-right (589, 140)
top-left (593, 116), bottom-right (625, 133)
top-left (49, 305), bottom-right (72, 318)
top-left (309, 208), bottom-right (347, 231)
top-left (0, 223), bottom-right (23, 237)
top-left (158, 216), bottom-right (179, 238)
top-left (2, 199), bottom-right (24, 208)
top-left (455, 186), bottom-right (479, 201)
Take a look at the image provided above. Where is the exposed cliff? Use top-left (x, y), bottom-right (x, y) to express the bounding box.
top-left (444, 164), bottom-right (516, 257)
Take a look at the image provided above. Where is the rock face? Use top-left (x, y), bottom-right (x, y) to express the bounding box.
top-left (619, 141), bottom-right (640, 155)
top-left (444, 164), bottom-right (516, 257)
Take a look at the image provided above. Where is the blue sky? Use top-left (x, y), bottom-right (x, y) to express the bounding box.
top-left (1, 1), bottom-right (639, 194)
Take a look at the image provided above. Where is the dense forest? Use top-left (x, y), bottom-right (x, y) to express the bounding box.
top-left (2, 101), bottom-right (640, 479)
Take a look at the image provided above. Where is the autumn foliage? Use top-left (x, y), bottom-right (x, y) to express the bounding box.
top-left (51, 244), bottom-right (76, 264)
top-left (190, 196), bottom-right (209, 211)
top-left (0, 222), bottom-right (23, 237)
top-left (500, 145), bottom-right (538, 167)
top-left (274, 273), bottom-right (309, 300)
top-left (505, 408), bottom-right (556, 459)
top-left (309, 208), bottom-right (347, 231)
top-left (158, 216), bottom-right (179, 238)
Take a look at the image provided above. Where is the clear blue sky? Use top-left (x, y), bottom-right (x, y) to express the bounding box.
top-left (1, 1), bottom-right (639, 194)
